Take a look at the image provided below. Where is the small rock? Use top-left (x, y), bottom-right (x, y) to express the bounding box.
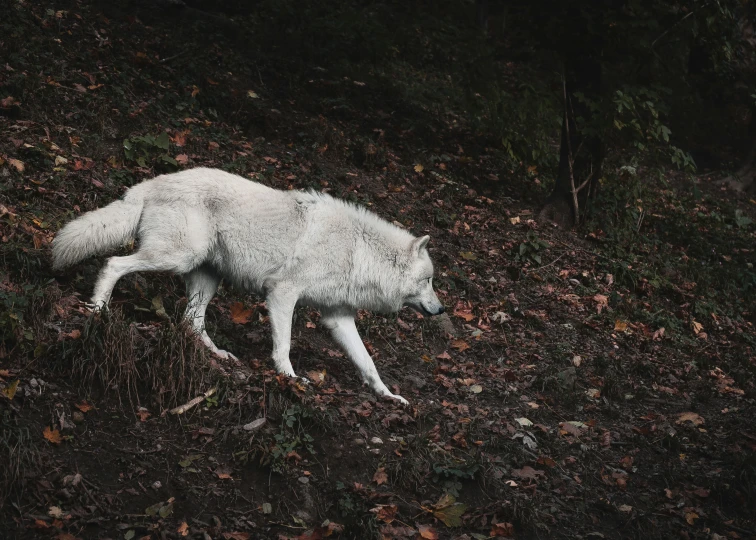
top-left (151, 481), bottom-right (162, 490)
top-left (370, 436), bottom-right (383, 445)
top-left (243, 418), bottom-right (266, 432)
top-left (298, 476), bottom-right (309, 484)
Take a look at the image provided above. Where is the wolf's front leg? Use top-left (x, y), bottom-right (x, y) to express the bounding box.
top-left (321, 310), bottom-right (409, 405)
top-left (266, 287), bottom-right (299, 378)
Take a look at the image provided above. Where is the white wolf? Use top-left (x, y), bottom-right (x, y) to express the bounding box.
top-left (52, 168), bottom-right (444, 404)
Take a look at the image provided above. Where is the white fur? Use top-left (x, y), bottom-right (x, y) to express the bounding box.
top-left (52, 168), bottom-right (444, 404)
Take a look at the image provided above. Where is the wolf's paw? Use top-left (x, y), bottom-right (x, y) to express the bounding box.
top-left (214, 349), bottom-right (239, 362)
top-left (379, 391), bottom-right (409, 406)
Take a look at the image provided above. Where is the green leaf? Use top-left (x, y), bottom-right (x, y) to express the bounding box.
top-left (155, 131), bottom-right (170, 150)
top-left (433, 502), bottom-right (467, 527)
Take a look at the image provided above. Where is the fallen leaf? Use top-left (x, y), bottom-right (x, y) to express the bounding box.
top-left (370, 504), bottom-right (398, 523)
top-left (511, 466), bottom-right (545, 481)
top-left (417, 524), bottom-right (438, 539)
top-left (75, 401), bottom-right (93, 413)
top-left (54, 156), bottom-right (68, 166)
top-left (7, 158), bottom-right (24, 172)
top-left (515, 417), bottom-right (533, 427)
top-left (509, 216), bottom-right (521, 225)
top-left (247, 90), bottom-right (259, 99)
top-left (43, 426), bottom-right (62, 444)
top-left (136, 408), bottom-right (151, 422)
top-left (177, 522), bottom-right (189, 536)
top-left (432, 493), bottom-right (467, 527)
top-left (614, 320), bottom-right (628, 332)
top-left (2, 379), bottom-right (19, 400)
top-left (685, 511), bottom-right (699, 525)
top-left (451, 339), bottom-right (470, 352)
top-left (229, 302), bottom-right (253, 324)
top-left (469, 384), bottom-right (483, 394)
top-left (618, 504), bottom-right (633, 513)
top-left (414, 164), bottom-right (424, 173)
top-left (373, 467), bottom-right (388, 485)
top-left (691, 320), bottom-right (703, 334)
top-left (490, 522), bottom-right (515, 537)
top-left (214, 466), bottom-right (233, 479)
top-left (48, 506), bottom-right (64, 518)
top-left (436, 351), bottom-right (452, 360)
top-left (175, 154), bottom-right (189, 165)
top-left (676, 412), bottom-right (704, 426)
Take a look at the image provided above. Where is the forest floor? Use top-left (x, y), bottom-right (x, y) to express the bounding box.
top-left (1, 2), bottom-right (755, 539)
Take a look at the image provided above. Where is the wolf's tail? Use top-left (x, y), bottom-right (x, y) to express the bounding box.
top-left (52, 186), bottom-right (146, 270)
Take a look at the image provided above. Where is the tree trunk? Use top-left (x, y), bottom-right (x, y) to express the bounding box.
top-left (476, 0), bottom-right (489, 34)
top-left (540, 54), bottom-right (605, 227)
top-left (720, 107), bottom-right (756, 194)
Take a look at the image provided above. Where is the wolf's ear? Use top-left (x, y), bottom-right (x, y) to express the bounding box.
top-left (411, 235), bottom-right (430, 256)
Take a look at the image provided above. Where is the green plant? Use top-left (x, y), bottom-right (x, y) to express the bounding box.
top-left (0, 284), bottom-right (42, 344)
top-left (431, 458), bottom-right (480, 497)
top-left (514, 232), bottom-right (550, 266)
top-left (266, 404), bottom-right (315, 473)
top-left (123, 132), bottom-right (177, 170)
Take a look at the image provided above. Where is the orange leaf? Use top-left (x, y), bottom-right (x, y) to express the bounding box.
top-left (177, 521), bottom-right (189, 536)
top-left (43, 426), bottom-right (62, 444)
top-left (490, 522), bottom-right (515, 537)
top-left (417, 524), bottom-right (438, 539)
top-left (614, 320), bottom-right (628, 332)
top-left (373, 467), bottom-right (388, 485)
top-left (7, 158), bottom-right (24, 172)
top-left (370, 504), bottom-right (398, 523)
top-left (2, 379), bottom-right (19, 400)
top-left (229, 302), bottom-right (253, 324)
top-left (451, 339), bottom-right (470, 352)
top-left (676, 412), bottom-right (704, 426)
top-left (75, 401), bottom-right (93, 413)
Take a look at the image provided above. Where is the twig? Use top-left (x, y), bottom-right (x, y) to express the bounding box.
top-left (159, 51), bottom-right (187, 64)
top-left (169, 386), bottom-right (217, 415)
top-left (562, 71), bottom-right (581, 225)
top-left (652, 9), bottom-right (697, 48)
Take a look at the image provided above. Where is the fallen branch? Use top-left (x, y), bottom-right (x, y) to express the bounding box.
top-left (168, 386), bottom-right (217, 415)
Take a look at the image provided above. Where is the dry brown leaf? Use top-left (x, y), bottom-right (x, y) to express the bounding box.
top-left (490, 522), bottom-right (515, 537)
top-left (229, 302), bottom-right (253, 324)
top-left (7, 158), bottom-right (24, 172)
top-left (177, 521), bottom-right (189, 536)
top-left (214, 466), bottom-right (233, 480)
top-left (43, 426), bottom-right (62, 444)
top-left (676, 412), bottom-right (704, 426)
top-left (370, 504), bottom-right (398, 523)
top-left (414, 164), bottom-right (424, 173)
top-left (451, 339), bottom-right (470, 352)
top-left (75, 401), bottom-right (93, 413)
top-left (372, 467), bottom-right (388, 485)
top-left (614, 320), bottom-right (628, 332)
top-left (417, 525), bottom-right (438, 539)
top-left (2, 379), bottom-right (19, 400)
top-left (685, 511), bottom-right (699, 525)
top-left (691, 320), bottom-right (703, 334)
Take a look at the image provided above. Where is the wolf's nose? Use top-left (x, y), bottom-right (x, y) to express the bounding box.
top-left (437, 306), bottom-right (445, 315)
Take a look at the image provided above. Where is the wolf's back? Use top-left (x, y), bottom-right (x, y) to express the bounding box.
top-left (52, 186), bottom-right (146, 270)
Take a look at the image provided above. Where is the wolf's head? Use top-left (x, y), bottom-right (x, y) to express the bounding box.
top-left (401, 235), bottom-right (445, 317)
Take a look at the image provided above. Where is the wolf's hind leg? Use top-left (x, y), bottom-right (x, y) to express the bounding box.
top-left (266, 286), bottom-right (299, 377)
top-left (91, 252), bottom-right (181, 309)
top-left (321, 310), bottom-right (408, 405)
top-left (183, 268), bottom-right (236, 360)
